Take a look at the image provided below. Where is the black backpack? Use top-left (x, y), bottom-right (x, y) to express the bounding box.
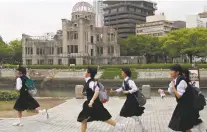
top-left (175, 76), bottom-right (206, 111)
top-left (191, 85), bottom-right (206, 111)
top-left (124, 78), bottom-right (146, 106)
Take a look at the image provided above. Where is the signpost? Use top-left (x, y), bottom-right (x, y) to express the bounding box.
top-left (189, 69), bottom-right (200, 88)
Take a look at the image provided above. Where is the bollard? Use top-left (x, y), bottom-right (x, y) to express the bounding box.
top-left (141, 85), bottom-right (151, 99)
top-left (75, 85), bottom-right (84, 99)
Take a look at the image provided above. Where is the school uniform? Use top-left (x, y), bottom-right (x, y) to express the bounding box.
top-left (168, 75), bottom-right (201, 131)
top-left (13, 75), bottom-right (40, 111)
top-left (116, 77), bottom-right (145, 117)
top-left (77, 77), bottom-right (112, 122)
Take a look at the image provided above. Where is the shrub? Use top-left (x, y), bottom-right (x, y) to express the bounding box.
top-left (0, 91), bottom-right (19, 101)
top-left (3, 63), bottom-right (207, 69)
top-left (101, 68), bottom-right (137, 79)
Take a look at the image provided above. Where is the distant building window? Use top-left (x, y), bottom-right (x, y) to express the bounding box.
top-left (111, 46), bottom-right (114, 54)
top-left (107, 46), bottom-right (114, 54)
top-left (90, 25), bottom-right (93, 30)
top-left (26, 59), bottom-right (32, 65)
top-left (100, 47), bottom-right (103, 54)
top-left (111, 33), bottom-right (115, 41)
top-left (37, 59), bottom-right (44, 65)
top-left (107, 33), bottom-right (110, 41)
top-left (48, 47), bottom-right (54, 55)
top-left (96, 34), bottom-right (100, 42)
top-left (39, 49), bottom-right (45, 55)
top-left (129, 7), bottom-right (135, 12)
top-left (158, 33), bottom-right (163, 36)
top-left (91, 49), bottom-right (94, 56)
top-left (74, 24), bottom-right (77, 27)
top-left (111, 8), bottom-right (117, 13)
top-left (108, 47), bottom-right (110, 54)
top-left (36, 48), bottom-right (40, 55)
top-left (58, 59), bottom-right (62, 65)
top-left (97, 47), bottom-right (103, 55)
top-left (119, 7), bottom-right (125, 12)
top-left (25, 47), bottom-right (33, 55)
top-left (67, 45), bottom-right (70, 54)
top-left (107, 33), bottom-right (115, 41)
top-left (70, 32), bottom-right (73, 39)
top-left (68, 45), bottom-right (78, 53)
top-left (75, 45), bottom-right (78, 53)
top-left (74, 33), bottom-right (78, 39)
top-left (57, 47), bottom-right (63, 54)
top-left (136, 9), bottom-right (141, 13)
top-left (104, 10), bottom-right (109, 14)
top-left (91, 36), bottom-right (94, 44)
top-left (48, 59), bottom-right (53, 65)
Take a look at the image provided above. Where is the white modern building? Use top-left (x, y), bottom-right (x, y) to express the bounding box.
top-left (93, 0), bottom-right (106, 27)
top-left (186, 15), bottom-right (206, 28)
top-left (136, 14), bottom-right (178, 36)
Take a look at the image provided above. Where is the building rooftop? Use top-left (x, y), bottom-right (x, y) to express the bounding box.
top-left (72, 1), bottom-right (94, 13)
top-left (103, 0), bottom-right (157, 5)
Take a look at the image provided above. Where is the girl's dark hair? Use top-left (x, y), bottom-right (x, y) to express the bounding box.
top-left (87, 67), bottom-right (97, 79)
top-left (182, 68), bottom-right (191, 82)
top-left (16, 66), bottom-right (27, 75)
top-left (121, 67), bottom-right (132, 77)
top-left (170, 64), bottom-right (182, 75)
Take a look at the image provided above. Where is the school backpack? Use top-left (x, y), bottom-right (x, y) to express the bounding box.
top-left (25, 79), bottom-right (37, 97)
top-left (191, 85), bottom-right (206, 111)
top-left (175, 76), bottom-right (206, 111)
top-left (125, 78), bottom-right (147, 106)
top-left (93, 81), bottom-right (109, 103)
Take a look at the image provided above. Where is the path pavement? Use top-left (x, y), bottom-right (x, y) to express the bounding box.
top-left (0, 97), bottom-right (206, 132)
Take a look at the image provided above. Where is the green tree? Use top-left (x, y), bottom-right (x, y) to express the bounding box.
top-left (121, 35), bottom-right (162, 63)
top-left (0, 38), bottom-right (10, 63)
top-left (8, 40), bottom-right (22, 64)
top-left (162, 28), bottom-right (207, 63)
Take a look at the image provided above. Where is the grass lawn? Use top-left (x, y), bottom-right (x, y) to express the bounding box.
top-left (0, 98), bottom-right (66, 118)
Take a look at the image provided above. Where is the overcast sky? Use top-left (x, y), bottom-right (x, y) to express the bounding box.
top-left (0, 0), bottom-right (207, 42)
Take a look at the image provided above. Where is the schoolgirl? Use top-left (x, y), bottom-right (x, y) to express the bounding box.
top-left (77, 67), bottom-right (125, 132)
top-left (158, 64), bottom-right (201, 132)
top-left (13, 66), bottom-right (49, 126)
top-left (182, 68), bottom-right (207, 132)
top-left (115, 67), bottom-right (146, 132)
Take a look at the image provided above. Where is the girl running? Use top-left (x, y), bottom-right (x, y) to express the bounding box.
top-left (77, 67), bottom-right (125, 132)
top-left (13, 66), bottom-right (49, 126)
top-left (158, 64), bottom-right (201, 132)
top-left (115, 67), bottom-right (146, 132)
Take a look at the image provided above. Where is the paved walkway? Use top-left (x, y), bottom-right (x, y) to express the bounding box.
top-left (0, 97), bottom-right (206, 132)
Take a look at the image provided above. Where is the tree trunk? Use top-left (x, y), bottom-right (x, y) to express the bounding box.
top-left (189, 54), bottom-right (193, 64)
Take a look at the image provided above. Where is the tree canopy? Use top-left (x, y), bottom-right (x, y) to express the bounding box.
top-left (0, 38), bottom-right (22, 64)
top-left (120, 27), bottom-right (207, 63)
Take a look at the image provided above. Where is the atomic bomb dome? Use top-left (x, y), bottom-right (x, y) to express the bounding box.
top-left (21, 1), bottom-right (121, 66)
top-left (72, 1), bottom-right (94, 13)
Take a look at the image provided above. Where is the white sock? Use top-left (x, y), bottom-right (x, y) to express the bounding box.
top-left (19, 118), bottom-right (21, 123)
top-left (115, 123), bottom-right (123, 130)
top-left (132, 116), bottom-right (146, 130)
top-left (38, 109), bottom-right (46, 115)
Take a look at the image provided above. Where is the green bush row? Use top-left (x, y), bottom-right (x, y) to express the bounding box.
top-left (0, 91), bottom-right (19, 101)
top-left (101, 68), bottom-right (137, 79)
top-left (3, 63), bottom-right (207, 69)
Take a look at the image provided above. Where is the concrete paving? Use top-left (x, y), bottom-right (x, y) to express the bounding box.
top-left (0, 97), bottom-right (206, 132)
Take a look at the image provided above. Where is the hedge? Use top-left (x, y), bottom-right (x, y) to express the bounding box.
top-left (101, 68), bottom-right (137, 79)
top-left (0, 91), bottom-right (19, 101)
top-left (2, 64), bottom-right (207, 69)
